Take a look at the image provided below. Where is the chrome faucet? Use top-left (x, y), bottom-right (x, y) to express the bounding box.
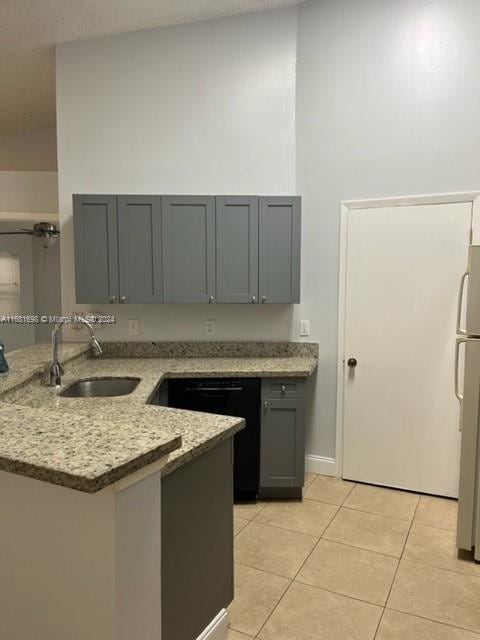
top-left (48, 316), bottom-right (103, 387)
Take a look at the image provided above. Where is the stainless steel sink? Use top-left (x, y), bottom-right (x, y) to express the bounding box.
top-left (59, 377), bottom-right (140, 398)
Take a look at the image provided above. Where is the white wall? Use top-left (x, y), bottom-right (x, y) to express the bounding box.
top-left (0, 171), bottom-right (60, 350)
top-left (0, 226), bottom-right (35, 352)
top-left (56, 6), bottom-right (298, 340)
top-left (33, 239), bottom-right (61, 343)
top-left (296, 0), bottom-right (480, 459)
top-left (0, 171), bottom-right (58, 214)
top-left (0, 223), bottom-right (61, 350)
top-left (57, 0), bottom-right (480, 463)
top-left (0, 128), bottom-right (57, 172)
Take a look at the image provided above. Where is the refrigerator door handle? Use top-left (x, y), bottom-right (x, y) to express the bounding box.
top-left (456, 271), bottom-right (470, 336)
top-left (455, 337), bottom-right (468, 431)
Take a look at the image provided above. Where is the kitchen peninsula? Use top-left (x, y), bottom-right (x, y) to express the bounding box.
top-left (0, 341), bottom-right (318, 640)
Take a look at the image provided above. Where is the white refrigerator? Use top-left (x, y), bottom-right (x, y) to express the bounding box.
top-left (456, 244), bottom-right (480, 558)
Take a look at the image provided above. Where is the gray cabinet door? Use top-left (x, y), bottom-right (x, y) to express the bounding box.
top-left (216, 196), bottom-right (258, 303)
top-left (260, 398), bottom-right (305, 488)
top-left (73, 194), bottom-right (119, 304)
top-left (259, 196), bottom-right (301, 303)
top-left (162, 196), bottom-right (215, 303)
top-left (117, 195), bottom-right (163, 304)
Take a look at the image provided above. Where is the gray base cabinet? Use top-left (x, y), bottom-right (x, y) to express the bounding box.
top-left (259, 378), bottom-right (306, 499)
top-left (73, 194), bottom-right (301, 305)
top-left (161, 438), bottom-right (234, 640)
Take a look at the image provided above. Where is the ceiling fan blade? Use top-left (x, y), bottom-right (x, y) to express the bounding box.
top-left (0, 231), bottom-right (31, 235)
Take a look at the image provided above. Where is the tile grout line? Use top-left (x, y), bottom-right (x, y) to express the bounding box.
top-left (253, 481), bottom-right (359, 639)
top-left (386, 605), bottom-right (480, 636)
top-left (400, 554), bottom-right (480, 580)
top-left (321, 529), bottom-right (406, 559)
top-left (234, 480), bottom-right (439, 639)
top-left (372, 494), bottom-right (421, 640)
top-left (234, 559), bottom-right (295, 582)
top-left (236, 484), bottom-right (466, 639)
top-left (334, 503), bottom-right (419, 523)
top-left (292, 576), bottom-right (389, 608)
top-left (251, 509), bottom-right (339, 539)
top-left (233, 485), bottom-right (339, 638)
top-left (314, 529), bottom-right (402, 560)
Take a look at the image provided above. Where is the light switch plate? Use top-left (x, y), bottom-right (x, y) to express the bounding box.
top-left (204, 319), bottom-right (216, 337)
top-left (128, 319), bottom-right (140, 337)
top-left (299, 320), bottom-right (310, 337)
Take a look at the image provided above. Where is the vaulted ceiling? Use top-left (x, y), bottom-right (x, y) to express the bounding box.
top-left (0, 0), bottom-right (302, 135)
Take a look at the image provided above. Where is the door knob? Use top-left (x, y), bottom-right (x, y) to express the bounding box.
top-left (347, 358), bottom-right (358, 368)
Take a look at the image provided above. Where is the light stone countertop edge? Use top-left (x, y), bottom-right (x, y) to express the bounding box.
top-left (0, 342), bottom-right (318, 492)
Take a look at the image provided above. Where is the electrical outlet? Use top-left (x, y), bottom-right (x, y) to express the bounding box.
top-left (70, 311), bottom-right (85, 330)
top-left (299, 320), bottom-right (311, 337)
top-left (204, 319), bottom-right (216, 337)
top-left (128, 319), bottom-right (140, 337)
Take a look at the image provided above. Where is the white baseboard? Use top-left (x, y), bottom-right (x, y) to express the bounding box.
top-left (305, 455), bottom-right (338, 477)
top-left (195, 609), bottom-right (228, 640)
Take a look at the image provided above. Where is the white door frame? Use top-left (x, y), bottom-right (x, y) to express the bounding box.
top-left (336, 191), bottom-right (480, 479)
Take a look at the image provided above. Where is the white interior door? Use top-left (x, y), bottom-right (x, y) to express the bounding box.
top-left (343, 202), bottom-right (471, 497)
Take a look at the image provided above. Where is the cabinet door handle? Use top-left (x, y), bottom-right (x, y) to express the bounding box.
top-left (281, 385), bottom-right (286, 394)
top-left (109, 295), bottom-right (117, 303)
top-left (261, 296), bottom-right (267, 303)
top-left (251, 295), bottom-right (256, 303)
top-left (264, 400), bottom-right (269, 410)
top-left (209, 296), bottom-right (215, 303)
top-left (120, 296), bottom-right (126, 303)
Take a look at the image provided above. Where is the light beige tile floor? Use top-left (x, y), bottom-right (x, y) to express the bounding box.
top-left (323, 507), bottom-right (411, 557)
top-left (234, 516), bottom-right (249, 536)
top-left (403, 524), bottom-right (480, 577)
top-left (414, 495), bottom-right (458, 531)
top-left (304, 474), bottom-right (355, 505)
top-left (297, 538), bottom-right (398, 605)
top-left (388, 560), bottom-right (480, 634)
top-left (234, 501), bottom-right (267, 521)
top-left (255, 498), bottom-right (338, 537)
top-left (376, 610), bottom-right (480, 640)
top-left (228, 563), bottom-right (290, 636)
top-left (234, 520), bottom-right (317, 578)
top-left (344, 483), bottom-right (419, 522)
top-left (259, 581), bottom-right (383, 640)
top-left (229, 474), bottom-right (480, 640)
top-left (227, 630), bottom-right (253, 640)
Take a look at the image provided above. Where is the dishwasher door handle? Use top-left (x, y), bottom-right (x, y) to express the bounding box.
top-left (186, 387), bottom-right (243, 392)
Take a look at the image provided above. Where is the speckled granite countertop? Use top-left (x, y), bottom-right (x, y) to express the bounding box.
top-left (0, 341), bottom-right (318, 492)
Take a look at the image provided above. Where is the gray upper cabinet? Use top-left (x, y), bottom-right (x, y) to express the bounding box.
top-left (162, 196), bottom-right (215, 303)
top-left (73, 193), bottom-right (301, 304)
top-left (73, 194), bottom-right (118, 304)
top-left (215, 196), bottom-right (258, 304)
top-left (117, 196), bottom-right (163, 304)
top-left (259, 196), bottom-right (301, 304)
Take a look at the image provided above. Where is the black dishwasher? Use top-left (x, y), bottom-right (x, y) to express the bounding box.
top-left (168, 378), bottom-right (260, 501)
